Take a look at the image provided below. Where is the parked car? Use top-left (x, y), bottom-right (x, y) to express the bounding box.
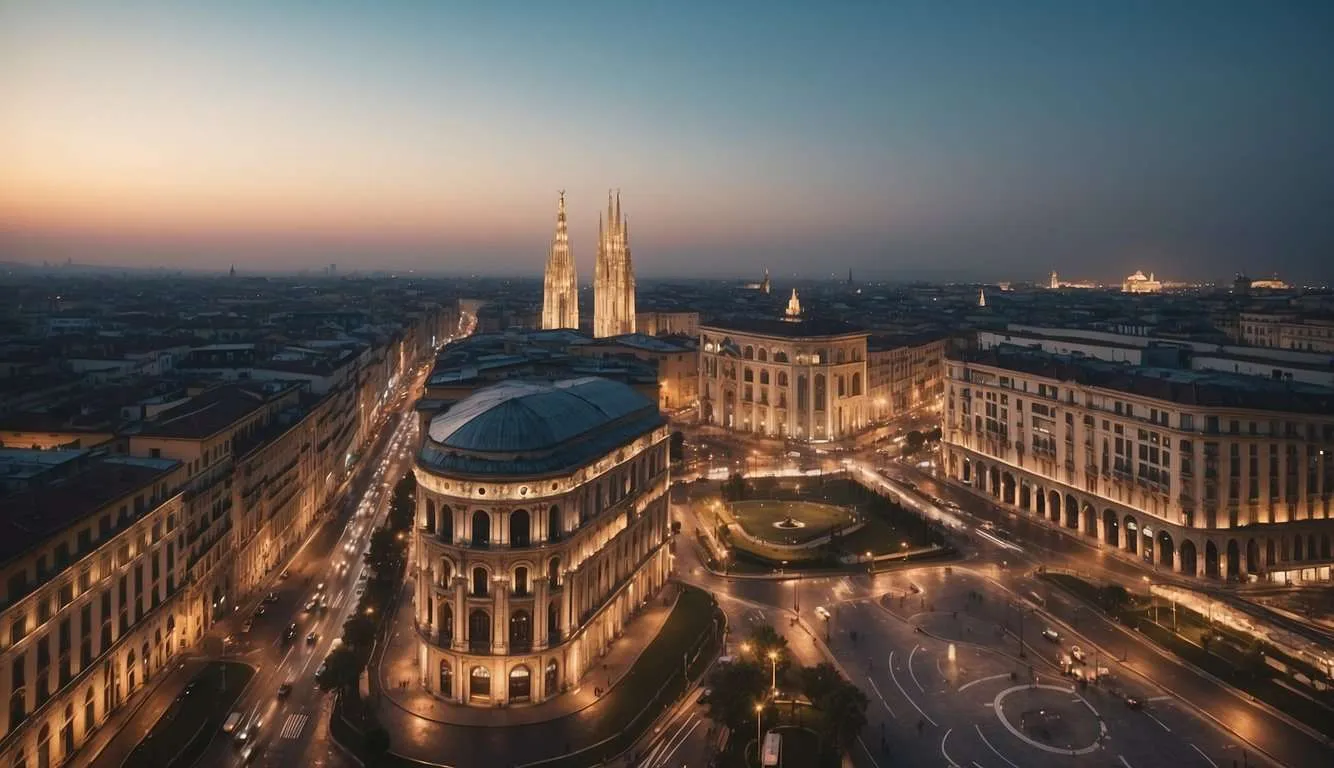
top-left (283, 623), bottom-right (298, 643)
top-left (306, 631), bottom-right (319, 645)
top-left (1042, 628), bottom-right (1060, 643)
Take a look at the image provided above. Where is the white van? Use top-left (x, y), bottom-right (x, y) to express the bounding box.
top-left (222, 712), bottom-right (243, 733)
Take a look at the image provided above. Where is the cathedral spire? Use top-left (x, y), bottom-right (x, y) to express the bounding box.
top-left (542, 190), bottom-right (578, 330)
top-left (594, 189), bottom-right (637, 337)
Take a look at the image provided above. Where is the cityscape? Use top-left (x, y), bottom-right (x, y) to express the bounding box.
top-left (2, 4), bottom-right (1333, 768)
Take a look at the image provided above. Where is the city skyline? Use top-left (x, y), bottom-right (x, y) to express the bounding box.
top-left (2, 1), bottom-right (1333, 281)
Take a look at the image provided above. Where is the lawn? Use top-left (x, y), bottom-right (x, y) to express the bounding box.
top-left (727, 500), bottom-right (855, 545)
top-left (124, 661), bottom-right (255, 768)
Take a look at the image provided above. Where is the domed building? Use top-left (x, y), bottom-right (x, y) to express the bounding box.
top-left (412, 377), bottom-right (672, 706)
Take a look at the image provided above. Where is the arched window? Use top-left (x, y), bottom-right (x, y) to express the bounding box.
top-left (837, 376), bottom-right (846, 397)
top-left (513, 566), bottom-right (529, 596)
top-left (425, 499), bottom-right (436, 533)
top-left (61, 704), bottom-right (74, 756)
top-left (547, 601), bottom-right (561, 641)
top-left (759, 370), bottom-right (769, 385)
top-left (440, 505), bottom-right (453, 543)
top-left (777, 372), bottom-right (788, 387)
top-left (471, 510), bottom-right (490, 548)
top-left (440, 602), bottom-right (454, 645)
top-left (468, 610), bottom-right (491, 653)
top-left (509, 611), bottom-right (532, 652)
top-left (469, 666), bottom-right (491, 699)
top-left (547, 506), bottom-right (561, 542)
top-left (743, 368), bottom-right (753, 383)
top-left (757, 348), bottom-right (768, 362)
top-left (472, 566), bottom-right (489, 597)
top-left (545, 659), bottom-right (559, 694)
top-left (510, 509), bottom-right (530, 548)
top-left (547, 556), bottom-right (561, 587)
top-left (852, 372), bottom-right (862, 396)
top-left (9, 686), bottom-right (26, 730)
top-left (439, 558), bottom-right (453, 586)
top-left (11, 747), bottom-right (24, 768)
top-left (126, 650), bottom-right (137, 692)
top-left (743, 345), bottom-right (754, 360)
top-left (83, 686), bottom-right (95, 733)
top-left (774, 351), bottom-right (789, 363)
top-left (37, 723), bottom-right (50, 768)
top-left (509, 665), bottom-right (532, 702)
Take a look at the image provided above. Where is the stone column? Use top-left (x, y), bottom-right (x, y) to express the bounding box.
top-left (560, 574), bottom-right (573, 640)
top-left (534, 577), bottom-right (549, 649)
top-left (494, 577), bottom-right (509, 654)
top-left (453, 577), bottom-right (465, 651)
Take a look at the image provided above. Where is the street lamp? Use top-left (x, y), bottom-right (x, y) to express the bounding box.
top-left (767, 650), bottom-right (779, 693)
top-left (755, 702), bottom-right (764, 758)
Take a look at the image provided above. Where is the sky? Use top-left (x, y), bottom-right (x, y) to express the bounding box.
top-left (1, 1), bottom-right (1332, 282)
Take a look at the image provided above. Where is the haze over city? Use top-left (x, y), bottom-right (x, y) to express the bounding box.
top-left (2, 0), bottom-right (1332, 281)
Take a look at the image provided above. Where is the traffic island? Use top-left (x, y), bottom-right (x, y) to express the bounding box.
top-left (333, 584), bottom-right (725, 768)
top-left (124, 661), bottom-right (255, 768)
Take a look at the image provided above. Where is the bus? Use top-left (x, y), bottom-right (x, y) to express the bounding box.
top-left (761, 731), bottom-right (782, 767)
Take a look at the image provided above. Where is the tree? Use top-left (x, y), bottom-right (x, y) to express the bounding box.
top-left (343, 615), bottom-right (377, 650)
top-left (316, 646), bottom-right (360, 690)
top-left (364, 526), bottom-right (403, 580)
top-left (669, 430), bottom-right (685, 462)
top-left (748, 624), bottom-right (790, 678)
top-left (904, 430), bottom-right (926, 454)
top-left (799, 662), bottom-right (842, 703)
top-left (815, 679), bottom-right (869, 755)
top-left (388, 474), bottom-right (416, 532)
top-left (722, 473), bottom-right (747, 502)
top-left (1098, 584), bottom-right (1129, 612)
top-left (927, 426), bottom-right (943, 442)
top-left (702, 661), bottom-right (767, 731)
top-left (363, 725), bottom-right (391, 766)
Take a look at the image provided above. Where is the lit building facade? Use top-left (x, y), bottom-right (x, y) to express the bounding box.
top-left (1238, 312), bottom-right (1334, 354)
top-left (1121, 270), bottom-right (1162, 293)
top-left (867, 334), bottom-right (947, 422)
top-left (593, 191), bottom-right (636, 338)
top-left (0, 453), bottom-right (189, 768)
top-left (412, 378), bottom-right (671, 706)
top-left (698, 318), bottom-right (869, 441)
top-left (942, 345), bottom-right (1334, 583)
top-left (542, 192), bottom-right (579, 331)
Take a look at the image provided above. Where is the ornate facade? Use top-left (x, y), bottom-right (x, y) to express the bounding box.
top-left (942, 345), bottom-right (1334, 583)
top-left (593, 191), bottom-right (636, 338)
top-left (412, 378), bottom-right (671, 706)
top-left (541, 192), bottom-right (578, 331)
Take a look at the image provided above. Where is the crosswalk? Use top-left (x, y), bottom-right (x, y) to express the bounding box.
top-left (280, 713), bottom-right (308, 740)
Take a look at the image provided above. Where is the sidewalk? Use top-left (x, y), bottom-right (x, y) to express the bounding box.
top-left (376, 580), bottom-right (676, 727)
top-left (78, 655), bottom-right (203, 768)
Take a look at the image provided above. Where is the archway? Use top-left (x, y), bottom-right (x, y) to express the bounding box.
top-left (440, 603), bottom-right (454, 645)
top-left (1103, 509), bottom-right (1119, 548)
top-left (472, 566), bottom-right (489, 597)
top-left (510, 610), bottom-right (532, 652)
top-left (509, 665), bottom-right (532, 702)
top-left (511, 509), bottom-right (530, 547)
top-left (37, 723), bottom-right (50, 768)
top-left (1180, 540), bottom-right (1198, 576)
top-left (438, 660), bottom-right (452, 698)
top-left (470, 666), bottom-right (491, 699)
top-left (1064, 495), bottom-right (1079, 530)
top-left (1049, 491), bottom-right (1061, 524)
top-left (988, 467), bottom-right (1001, 498)
top-left (513, 566), bottom-right (529, 596)
top-left (1204, 541), bottom-right (1219, 579)
top-left (1002, 473), bottom-right (1016, 505)
top-left (440, 505), bottom-right (453, 542)
top-left (471, 510), bottom-right (491, 547)
top-left (425, 500), bottom-right (436, 534)
top-left (469, 609), bottom-right (491, 653)
top-left (1266, 538), bottom-right (1276, 568)
top-left (1291, 535), bottom-right (1304, 562)
top-left (126, 649), bottom-right (137, 692)
top-left (1246, 539), bottom-right (1260, 574)
top-left (1226, 540), bottom-right (1241, 581)
top-left (1081, 504), bottom-right (1097, 537)
top-left (545, 659), bottom-right (559, 695)
top-left (1035, 489), bottom-right (1046, 518)
top-left (1019, 483), bottom-right (1031, 511)
top-left (1158, 531), bottom-right (1175, 569)
top-left (547, 556), bottom-right (561, 587)
top-left (1124, 515), bottom-right (1138, 554)
top-left (962, 459), bottom-right (972, 484)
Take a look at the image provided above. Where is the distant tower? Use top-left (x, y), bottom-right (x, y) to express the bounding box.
top-left (1049, 270), bottom-right (1059, 289)
top-left (785, 289), bottom-right (802, 319)
top-left (593, 190), bottom-right (636, 337)
top-left (542, 191), bottom-right (579, 330)
top-left (847, 268), bottom-right (854, 286)
top-left (229, 264), bottom-right (236, 278)
top-left (977, 287), bottom-right (987, 308)
top-left (761, 269), bottom-right (771, 294)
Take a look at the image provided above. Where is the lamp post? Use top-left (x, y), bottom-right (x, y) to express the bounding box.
top-left (767, 650), bottom-right (779, 693)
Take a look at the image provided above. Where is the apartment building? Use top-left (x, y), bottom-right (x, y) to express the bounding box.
top-left (698, 317), bottom-right (870, 441)
top-left (943, 345), bottom-right (1334, 584)
top-left (867, 333), bottom-right (948, 422)
top-left (1237, 312), bottom-right (1334, 353)
top-left (570, 334), bottom-right (698, 411)
top-left (0, 451), bottom-right (187, 768)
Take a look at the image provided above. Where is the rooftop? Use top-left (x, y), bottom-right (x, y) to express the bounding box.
top-left (701, 316), bottom-right (866, 339)
top-left (420, 377), bottom-right (662, 477)
top-left (135, 382), bottom-right (297, 440)
top-left (957, 345), bottom-right (1334, 415)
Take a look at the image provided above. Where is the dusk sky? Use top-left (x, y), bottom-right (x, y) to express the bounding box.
top-left (2, 1), bottom-right (1332, 281)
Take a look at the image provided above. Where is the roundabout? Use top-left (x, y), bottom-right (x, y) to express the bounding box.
top-left (727, 499), bottom-right (856, 546)
top-left (992, 684), bottom-right (1105, 756)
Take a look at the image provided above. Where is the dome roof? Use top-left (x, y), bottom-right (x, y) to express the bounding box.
top-left (427, 377), bottom-right (654, 454)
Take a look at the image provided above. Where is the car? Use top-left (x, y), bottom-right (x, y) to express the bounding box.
top-left (319, 595), bottom-right (330, 611)
top-left (1041, 628), bottom-right (1061, 643)
top-left (241, 619), bottom-right (253, 633)
top-left (278, 682), bottom-right (293, 698)
top-left (1070, 646), bottom-right (1086, 663)
top-left (1125, 696), bottom-right (1143, 710)
top-left (255, 605), bottom-right (266, 617)
top-left (304, 598), bottom-right (318, 612)
top-left (263, 592), bottom-right (279, 604)
top-left (236, 719), bottom-right (261, 744)
top-left (223, 712), bottom-right (243, 733)
top-left (283, 623), bottom-right (298, 643)
top-left (306, 631), bottom-right (319, 645)
top-left (316, 661), bottom-right (328, 679)
top-left (354, 583), bottom-right (365, 597)
top-left (240, 744), bottom-right (257, 764)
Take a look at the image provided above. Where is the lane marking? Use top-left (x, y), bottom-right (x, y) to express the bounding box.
top-left (940, 728), bottom-right (961, 768)
top-left (1119, 757), bottom-right (1133, 768)
top-left (1190, 743), bottom-right (1219, 768)
top-left (888, 650), bottom-right (937, 728)
top-left (867, 677), bottom-right (897, 718)
top-left (857, 736), bottom-right (882, 768)
top-left (909, 645), bottom-right (926, 693)
top-left (974, 724), bottom-right (1020, 768)
top-left (1144, 711), bottom-right (1172, 733)
top-left (654, 715), bottom-right (700, 768)
top-left (1148, 695), bottom-right (1172, 702)
top-left (958, 673), bottom-right (1010, 693)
